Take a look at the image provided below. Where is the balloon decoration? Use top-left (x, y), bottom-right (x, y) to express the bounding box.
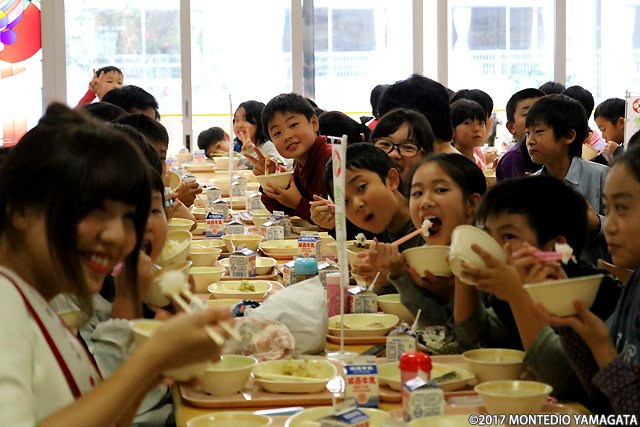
top-left (0, 0), bottom-right (41, 63)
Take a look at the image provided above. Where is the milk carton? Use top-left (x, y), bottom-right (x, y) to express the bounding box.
top-left (194, 149), bottom-right (206, 162)
top-left (225, 220), bottom-right (245, 235)
top-left (261, 221), bottom-right (284, 241)
top-left (348, 288), bottom-right (378, 314)
top-left (246, 192), bottom-right (263, 211)
top-left (318, 262), bottom-right (340, 288)
top-left (281, 260), bottom-right (296, 287)
top-left (402, 377), bottom-right (445, 421)
top-left (298, 232), bottom-right (321, 259)
top-left (206, 186), bottom-right (222, 205)
top-left (229, 247), bottom-right (256, 278)
top-left (319, 407), bottom-right (370, 427)
top-left (344, 358), bottom-right (379, 408)
top-left (231, 180), bottom-right (246, 198)
top-left (210, 199), bottom-right (230, 220)
top-left (385, 331), bottom-right (417, 363)
top-left (205, 212), bottom-right (225, 238)
top-left (272, 211), bottom-right (292, 237)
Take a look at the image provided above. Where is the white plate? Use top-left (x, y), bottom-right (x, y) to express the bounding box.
top-left (327, 313), bottom-right (399, 337)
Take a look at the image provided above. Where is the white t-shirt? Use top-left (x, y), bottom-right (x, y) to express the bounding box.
top-left (0, 269), bottom-right (89, 426)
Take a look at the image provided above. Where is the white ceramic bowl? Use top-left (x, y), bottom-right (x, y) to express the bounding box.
top-left (524, 274), bottom-right (604, 317)
top-left (184, 162), bottom-right (215, 173)
top-left (286, 406), bottom-right (391, 427)
top-left (449, 225), bottom-right (506, 285)
top-left (222, 234), bottom-right (264, 252)
top-left (402, 246), bottom-right (452, 277)
top-left (190, 239), bottom-right (225, 250)
top-left (252, 359), bottom-right (337, 393)
top-left (251, 215), bottom-right (272, 228)
top-left (168, 170), bottom-right (181, 191)
top-left (327, 313), bottom-right (399, 337)
top-left (259, 240), bottom-right (299, 257)
top-left (218, 257), bottom-right (277, 276)
top-left (168, 218), bottom-right (196, 233)
top-left (207, 298), bottom-right (242, 312)
top-left (189, 248), bottom-right (222, 267)
top-left (377, 361), bottom-right (475, 392)
top-left (157, 230), bottom-right (192, 268)
top-left (129, 319), bottom-right (208, 381)
top-left (377, 294), bottom-right (414, 323)
top-left (198, 355), bottom-right (257, 396)
top-left (255, 172), bottom-right (293, 189)
top-left (187, 412), bottom-right (272, 427)
top-left (212, 178), bottom-right (232, 194)
top-left (213, 157), bottom-right (241, 170)
top-left (191, 207), bottom-right (207, 220)
top-left (146, 260), bottom-right (192, 307)
top-left (475, 380), bottom-right (552, 414)
top-left (462, 348), bottom-right (526, 383)
top-left (208, 280), bottom-right (272, 300)
top-left (190, 266), bottom-right (225, 292)
top-left (251, 208), bottom-right (271, 216)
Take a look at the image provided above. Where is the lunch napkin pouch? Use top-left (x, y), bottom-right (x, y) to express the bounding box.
top-left (221, 317), bottom-right (295, 361)
top-left (245, 276), bottom-right (328, 355)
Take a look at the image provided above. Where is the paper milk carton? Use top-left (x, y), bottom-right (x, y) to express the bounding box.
top-left (402, 377), bottom-right (445, 421)
top-left (319, 407), bottom-right (370, 427)
top-left (210, 199), bottom-right (230, 220)
top-left (231, 180), bottom-right (246, 198)
top-left (245, 192), bottom-right (263, 211)
top-left (261, 221), bottom-right (284, 241)
top-left (344, 358), bottom-right (379, 408)
top-left (225, 220), bottom-right (245, 235)
top-left (281, 260), bottom-right (296, 287)
top-left (271, 211), bottom-right (293, 237)
top-left (194, 149), bottom-right (206, 162)
top-left (228, 247), bottom-right (256, 278)
top-left (206, 186), bottom-right (222, 206)
top-left (348, 288), bottom-right (378, 314)
top-left (385, 331), bottom-right (417, 363)
top-left (205, 212), bottom-right (225, 238)
top-left (298, 232), bottom-right (321, 259)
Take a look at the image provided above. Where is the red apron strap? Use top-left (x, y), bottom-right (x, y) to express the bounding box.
top-left (1, 272), bottom-right (83, 399)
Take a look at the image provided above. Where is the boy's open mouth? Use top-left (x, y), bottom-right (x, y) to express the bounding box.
top-left (363, 213), bottom-right (374, 224)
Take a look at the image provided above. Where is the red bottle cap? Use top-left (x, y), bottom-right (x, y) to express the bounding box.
top-left (399, 352), bottom-right (432, 373)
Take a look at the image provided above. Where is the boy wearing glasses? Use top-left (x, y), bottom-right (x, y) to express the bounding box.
top-left (369, 108), bottom-right (435, 185)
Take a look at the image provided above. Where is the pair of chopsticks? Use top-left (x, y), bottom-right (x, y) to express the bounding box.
top-left (160, 272), bottom-right (241, 345)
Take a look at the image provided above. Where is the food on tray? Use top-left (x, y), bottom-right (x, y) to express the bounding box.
top-left (280, 360), bottom-right (322, 378)
top-left (238, 280), bottom-right (256, 292)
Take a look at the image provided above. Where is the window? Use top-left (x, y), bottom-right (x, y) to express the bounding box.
top-left (310, 0), bottom-right (413, 113)
top-left (190, 0), bottom-right (291, 143)
top-left (566, 0), bottom-right (640, 106)
top-left (448, 0), bottom-right (554, 115)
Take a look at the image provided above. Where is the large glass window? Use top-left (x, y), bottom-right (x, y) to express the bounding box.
top-left (448, 0), bottom-right (554, 115)
top-left (566, 0), bottom-right (640, 106)
top-left (190, 0), bottom-right (291, 142)
top-left (65, 0), bottom-right (183, 150)
top-left (310, 0), bottom-right (413, 114)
